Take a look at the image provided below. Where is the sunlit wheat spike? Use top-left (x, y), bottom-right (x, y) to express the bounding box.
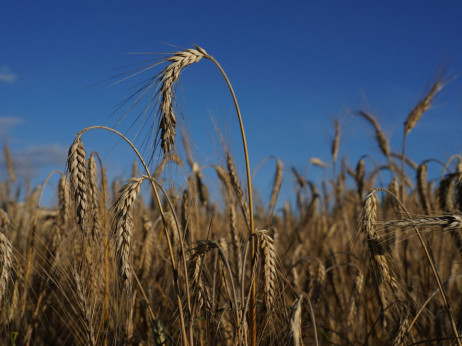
top-left (112, 176), bottom-right (145, 294)
top-left (157, 48), bottom-right (207, 156)
top-left (288, 294), bottom-right (303, 346)
top-left (404, 77), bottom-right (444, 136)
top-left (383, 214), bottom-right (462, 230)
top-left (67, 136), bottom-right (88, 233)
top-left (310, 157), bottom-right (329, 169)
top-left (358, 111), bottom-right (390, 157)
top-left (0, 231), bottom-right (13, 301)
top-left (257, 230), bottom-right (277, 311)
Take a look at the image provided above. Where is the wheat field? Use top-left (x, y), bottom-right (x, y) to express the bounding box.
top-left (1, 46), bottom-right (462, 345)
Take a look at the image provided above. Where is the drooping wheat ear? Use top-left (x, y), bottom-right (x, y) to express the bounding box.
top-left (67, 136), bottom-right (88, 233)
top-left (157, 48), bottom-right (207, 156)
top-left (269, 159), bottom-right (283, 212)
top-left (416, 161), bottom-right (430, 213)
top-left (357, 111), bottom-right (390, 157)
top-left (288, 294), bottom-right (303, 346)
top-left (0, 231), bottom-right (13, 301)
top-left (404, 78), bottom-right (444, 136)
top-left (112, 176), bottom-right (145, 294)
top-left (331, 118), bottom-right (340, 163)
top-left (3, 140), bottom-right (15, 182)
top-left (256, 230), bottom-right (277, 312)
top-left (226, 152), bottom-right (250, 229)
top-left (438, 174), bottom-right (455, 212)
top-left (87, 154), bottom-right (100, 240)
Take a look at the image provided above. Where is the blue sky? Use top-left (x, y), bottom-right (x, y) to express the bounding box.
top-left (1, 1), bottom-right (462, 206)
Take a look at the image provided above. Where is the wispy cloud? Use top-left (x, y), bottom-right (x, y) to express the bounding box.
top-left (0, 143), bottom-right (67, 178)
top-left (0, 116), bottom-right (23, 134)
top-left (0, 66), bottom-right (18, 83)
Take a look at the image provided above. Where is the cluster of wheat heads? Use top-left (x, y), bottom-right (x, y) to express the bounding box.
top-left (1, 47), bottom-right (462, 345)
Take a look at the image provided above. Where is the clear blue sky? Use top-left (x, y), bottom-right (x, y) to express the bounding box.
top-left (1, 1), bottom-right (462, 206)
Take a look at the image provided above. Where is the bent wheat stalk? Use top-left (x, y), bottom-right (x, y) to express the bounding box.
top-left (141, 46), bottom-right (258, 345)
top-left (70, 126), bottom-right (190, 345)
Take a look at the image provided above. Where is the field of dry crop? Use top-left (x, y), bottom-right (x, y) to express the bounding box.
top-left (1, 47), bottom-right (462, 345)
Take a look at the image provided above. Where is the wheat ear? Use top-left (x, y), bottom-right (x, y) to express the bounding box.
top-left (256, 230), bottom-right (277, 312)
top-left (0, 231), bottom-right (13, 301)
top-left (67, 136), bottom-right (88, 233)
top-left (156, 48), bottom-right (207, 155)
top-left (358, 111), bottom-right (390, 157)
top-left (112, 176), bottom-right (145, 294)
top-left (288, 294), bottom-right (304, 346)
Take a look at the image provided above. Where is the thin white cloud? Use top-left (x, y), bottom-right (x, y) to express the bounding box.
top-left (0, 143), bottom-right (67, 178)
top-left (0, 116), bottom-right (23, 134)
top-left (0, 66), bottom-right (17, 83)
